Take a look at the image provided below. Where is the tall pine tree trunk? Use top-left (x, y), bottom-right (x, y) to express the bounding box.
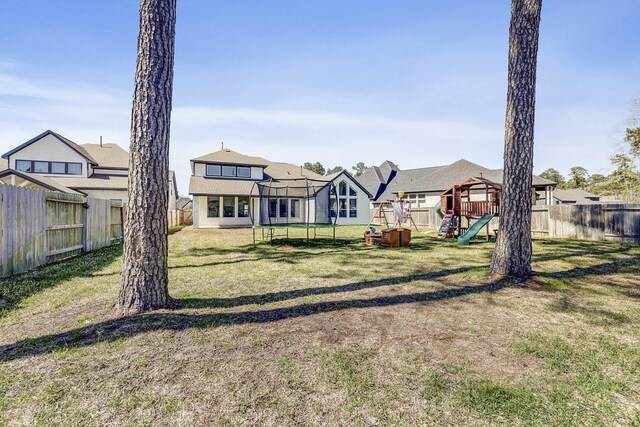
top-left (119, 0), bottom-right (177, 314)
top-left (490, 0), bottom-right (542, 277)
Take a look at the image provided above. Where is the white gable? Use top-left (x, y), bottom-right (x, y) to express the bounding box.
top-left (8, 134), bottom-right (90, 178)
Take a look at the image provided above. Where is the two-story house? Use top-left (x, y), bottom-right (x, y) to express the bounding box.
top-left (188, 148), bottom-right (372, 228)
top-left (0, 130), bottom-right (178, 208)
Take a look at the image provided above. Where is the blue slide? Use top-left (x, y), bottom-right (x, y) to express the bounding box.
top-left (457, 213), bottom-right (495, 245)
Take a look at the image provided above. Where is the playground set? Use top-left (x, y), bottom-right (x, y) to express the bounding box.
top-left (436, 177), bottom-right (500, 244)
top-left (365, 192), bottom-right (418, 247)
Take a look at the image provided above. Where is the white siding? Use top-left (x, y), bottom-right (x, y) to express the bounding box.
top-left (331, 174), bottom-right (371, 225)
top-left (193, 195), bottom-right (254, 228)
top-left (81, 189), bottom-right (128, 204)
top-left (92, 167), bottom-right (128, 176)
top-left (9, 134), bottom-right (90, 178)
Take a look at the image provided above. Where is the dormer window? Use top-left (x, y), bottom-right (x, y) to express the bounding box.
top-left (205, 164), bottom-right (252, 178)
top-left (15, 159), bottom-right (82, 175)
top-left (237, 166), bottom-right (251, 178)
top-left (222, 166), bottom-right (236, 176)
top-left (206, 165), bottom-right (221, 176)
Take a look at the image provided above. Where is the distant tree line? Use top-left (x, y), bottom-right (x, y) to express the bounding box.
top-left (540, 102), bottom-right (640, 202)
top-left (302, 161), bottom-right (369, 177)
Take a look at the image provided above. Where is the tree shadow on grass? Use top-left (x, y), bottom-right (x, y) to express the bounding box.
top-left (1, 252), bottom-right (637, 363)
top-left (0, 274), bottom-right (519, 363)
top-left (531, 239), bottom-right (638, 263)
top-left (0, 244), bottom-right (122, 318)
top-left (177, 265), bottom-right (478, 309)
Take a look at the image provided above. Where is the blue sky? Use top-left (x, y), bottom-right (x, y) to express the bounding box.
top-left (1, 1), bottom-right (639, 194)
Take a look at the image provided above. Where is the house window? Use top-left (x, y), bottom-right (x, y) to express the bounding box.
top-left (339, 198), bottom-right (347, 217)
top-left (15, 160), bottom-right (31, 172)
top-left (339, 181), bottom-right (347, 196)
top-left (268, 198), bottom-right (277, 217)
top-left (34, 161), bottom-right (49, 173)
top-left (222, 166), bottom-right (236, 177)
top-left (417, 193), bottom-right (426, 208)
top-left (223, 197), bottom-right (235, 217)
top-left (279, 199), bottom-right (288, 217)
top-left (349, 186), bottom-right (357, 196)
top-left (290, 199), bottom-right (300, 218)
top-left (207, 197), bottom-right (220, 217)
top-left (349, 199), bottom-right (357, 218)
top-left (50, 162), bottom-right (66, 174)
top-left (330, 198), bottom-right (337, 218)
top-left (237, 166), bottom-right (251, 178)
top-left (238, 197), bottom-right (250, 217)
top-left (67, 163), bottom-right (82, 175)
top-left (206, 165), bottom-right (221, 176)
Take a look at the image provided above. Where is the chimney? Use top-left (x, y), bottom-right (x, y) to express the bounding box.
top-left (221, 141), bottom-right (224, 150)
top-left (100, 136), bottom-right (103, 147)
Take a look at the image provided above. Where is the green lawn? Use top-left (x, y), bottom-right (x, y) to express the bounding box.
top-left (1, 226), bottom-right (639, 426)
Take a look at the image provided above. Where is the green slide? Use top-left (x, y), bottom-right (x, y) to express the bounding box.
top-left (435, 200), bottom-right (444, 218)
top-left (457, 213), bottom-right (495, 245)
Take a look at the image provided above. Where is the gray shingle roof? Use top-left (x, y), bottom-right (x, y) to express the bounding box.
top-left (191, 149), bottom-right (270, 167)
top-left (553, 189), bottom-right (600, 204)
top-left (0, 169), bottom-right (83, 195)
top-left (264, 162), bottom-right (325, 180)
top-left (177, 197), bottom-right (192, 209)
top-left (365, 158), bottom-right (556, 202)
top-left (80, 143), bottom-right (129, 168)
top-left (0, 157), bottom-right (7, 171)
top-left (52, 175), bottom-right (129, 190)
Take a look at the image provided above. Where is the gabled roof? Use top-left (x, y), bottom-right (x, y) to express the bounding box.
top-left (176, 197), bottom-right (192, 209)
top-left (80, 143), bottom-right (129, 169)
top-left (368, 158), bottom-right (556, 202)
top-left (191, 149), bottom-right (270, 167)
top-left (0, 169), bottom-right (83, 195)
top-left (325, 170), bottom-right (373, 198)
top-left (356, 160), bottom-right (401, 200)
top-left (0, 157), bottom-right (7, 171)
top-left (2, 130), bottom-right (98, 165)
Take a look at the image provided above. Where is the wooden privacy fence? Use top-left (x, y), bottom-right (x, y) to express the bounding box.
top-left (0, 185), bottom-right (124, 278)
top-left (531, 204), bottom-right (640, 243)
top-left (372, 204), bottom-right (640, 243)
top-left (169, 209), bottom-right (193, 227)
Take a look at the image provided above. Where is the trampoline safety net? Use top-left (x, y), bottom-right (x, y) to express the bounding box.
top-left (251, 178), bottom-right (337, 227)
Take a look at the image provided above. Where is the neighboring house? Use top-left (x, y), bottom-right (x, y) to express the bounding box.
top-left (552, 189), bottom-right (601, 205)
top-left (176, 196), bottom-right (193, 210)
top-left (357, 158), bottom-right (557, 207)
top-left (0, 130), bottom-right (178, 206)
top-left (188, 148), bottom-right (372, 228)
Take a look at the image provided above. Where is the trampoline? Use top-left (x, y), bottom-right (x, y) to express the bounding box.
top-left (250, 177), bottom-right (338, 243)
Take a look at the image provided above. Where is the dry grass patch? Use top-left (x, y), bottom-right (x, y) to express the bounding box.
top-left (0, 226), bottom-right (639, 426)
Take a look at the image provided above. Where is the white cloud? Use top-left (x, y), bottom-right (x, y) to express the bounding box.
top-left (0, 69), bottom-right (633, 195)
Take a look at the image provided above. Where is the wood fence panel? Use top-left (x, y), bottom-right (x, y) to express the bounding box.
top-left (46, 193), bottom-right (85, 263)
top-left (604, 205), bottom-right (640, 243)
top-left (110, 203), bottom-right (124, 242)
top-left (0, 186), bottom-right (125, 278)
top-left (0, 186), bottom-right (48, 277)
top-left (84, 198), bottom-right (114, 252)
